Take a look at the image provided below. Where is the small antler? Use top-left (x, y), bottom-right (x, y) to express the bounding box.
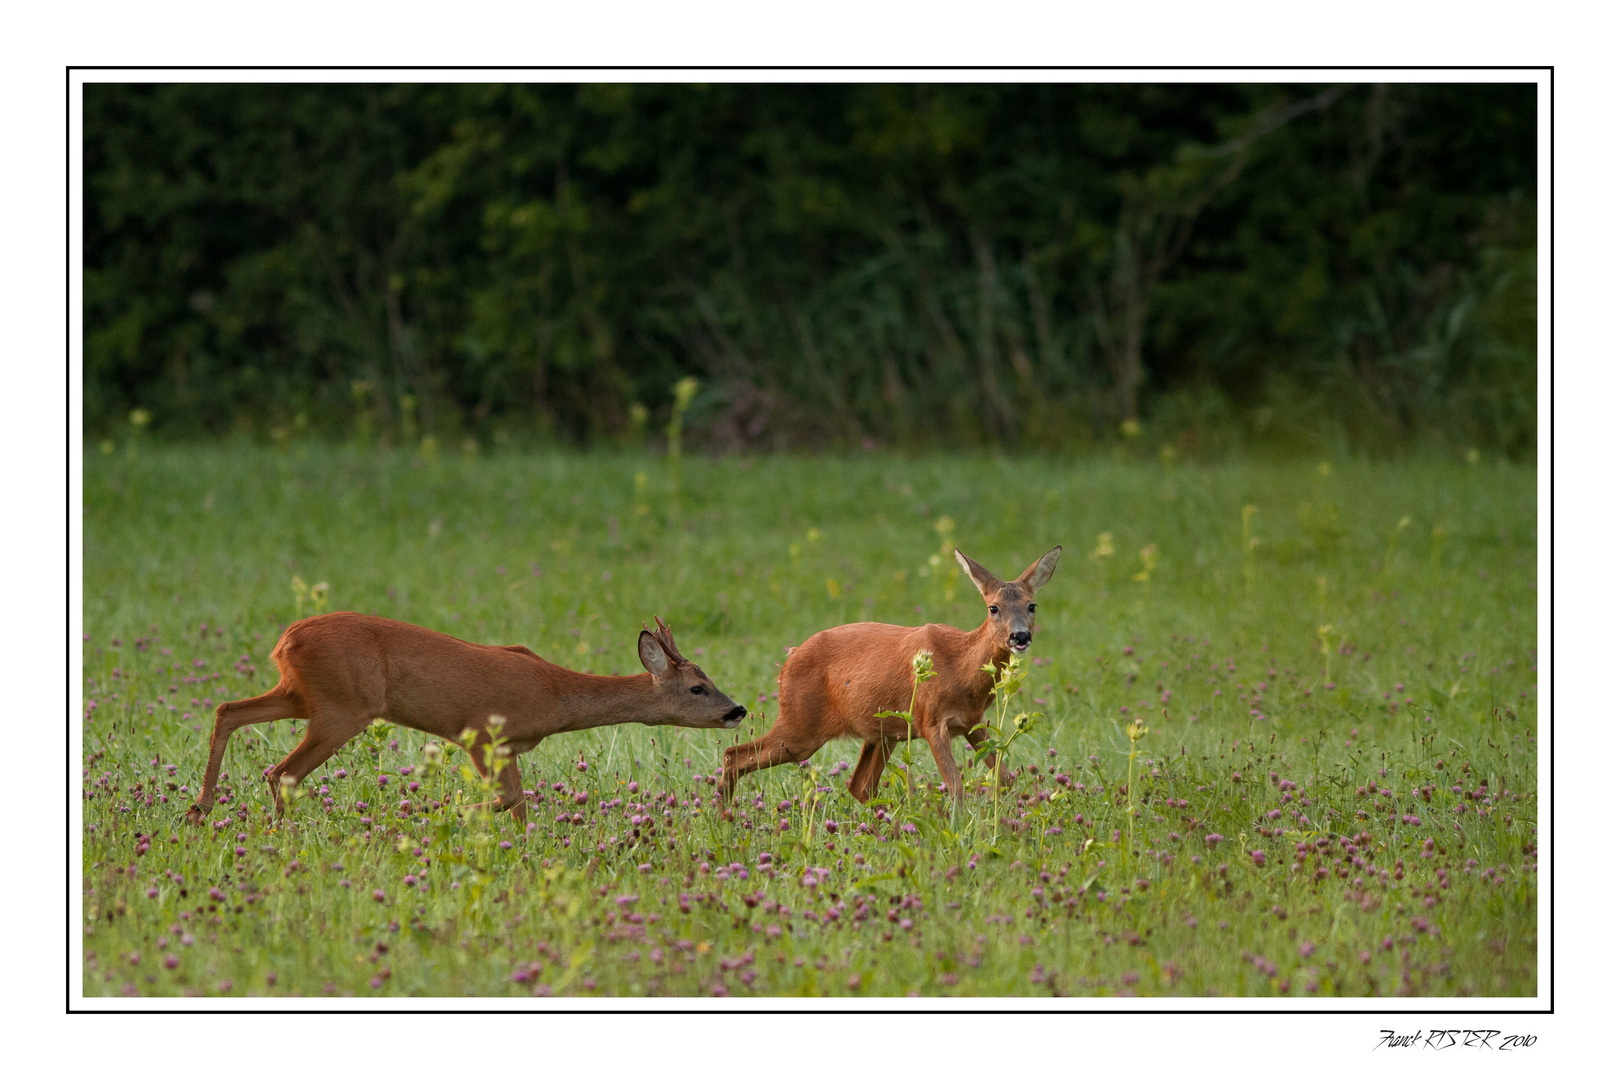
top-left (651, 615), bottom-right (687, 665)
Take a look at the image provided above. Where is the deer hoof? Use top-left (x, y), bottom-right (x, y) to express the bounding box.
top-left (183, 805), bottom-right (206, 826)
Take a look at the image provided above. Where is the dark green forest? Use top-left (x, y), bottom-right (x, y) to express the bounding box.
top-left (83, 82), bottom-right (1537, 456)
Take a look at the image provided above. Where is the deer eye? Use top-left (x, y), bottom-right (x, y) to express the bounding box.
top-left (988, 605), bottom-right (999, 615)
top-left (690, 685), bottom-right (707, 695)
top-left (1028, 604), bottom-right (1037, 613)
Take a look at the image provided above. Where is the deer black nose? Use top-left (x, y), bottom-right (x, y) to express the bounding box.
top-left (724, 705), bottom-right (747, 721)
top-left (1010, 630), bottom-right (1032, 647)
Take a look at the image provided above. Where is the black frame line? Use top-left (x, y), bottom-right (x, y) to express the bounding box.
top-left (66, 63), bottom-right (1555, 1016)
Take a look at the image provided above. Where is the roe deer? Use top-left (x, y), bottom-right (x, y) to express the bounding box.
top-left (185, 613), bottom-right (744, 829)
top-left (721, 546), bottom-right (1061, 805)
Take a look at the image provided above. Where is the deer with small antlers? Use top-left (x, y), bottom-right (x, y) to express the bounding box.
top-left (185, 613), bottom-right (744, 829)
top-left (722, 546), bottom-right (1061, 805)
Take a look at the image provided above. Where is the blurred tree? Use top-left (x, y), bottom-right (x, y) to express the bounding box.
top-left (83, 82), bottom-right (1536, 456)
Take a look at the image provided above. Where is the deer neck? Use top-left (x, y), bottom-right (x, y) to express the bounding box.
top-left (964, 619), bottom-right (1013, 696)
top-left (549, 670), bottom-right (670, 733)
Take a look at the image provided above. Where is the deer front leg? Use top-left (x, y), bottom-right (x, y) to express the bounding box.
top-left (919, 716), bottom-right (966, 806)
top-left (497, 758), bottom-right (527, 829)
top-left (460, 759), bottom-right (527, 827)
top-left (964, 724), bottom-right (1010, 791)
top-left (460, 735), bottom-right (528, 830)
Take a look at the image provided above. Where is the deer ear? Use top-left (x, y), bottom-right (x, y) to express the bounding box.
top-left (638, 630), bottom-right (670, 676)
top-left (954, 549), bottom-right (1001, 596)
top-left (1018, 545), bottom-right (1063, 591)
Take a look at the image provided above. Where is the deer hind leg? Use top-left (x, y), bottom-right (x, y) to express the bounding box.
top-left (846, 739), bottom-right (896, 803)
top-left (265, 708), bottom-right (370, 819)
top-left (721, 731), bottom-right (825, 801)
top-left (187, 687), bottom-right (303, 825)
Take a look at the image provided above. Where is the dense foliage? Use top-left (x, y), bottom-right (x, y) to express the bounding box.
top-left (82, 447), bottom-right (1536, 996)
top-left (84, 83), bottom-right (1536, 455)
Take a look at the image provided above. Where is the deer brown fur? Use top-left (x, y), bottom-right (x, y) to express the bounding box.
top-left (185, 613), bottom-right (744, 829)
top-left (722, 546), bottom-right (1061, 805)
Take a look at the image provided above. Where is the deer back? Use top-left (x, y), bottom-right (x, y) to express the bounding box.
top-left (778, 621), bottom-right (998, 742)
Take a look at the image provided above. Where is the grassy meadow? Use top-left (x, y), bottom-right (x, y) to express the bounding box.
top-left (80, 444), bottom-right (1538, 997)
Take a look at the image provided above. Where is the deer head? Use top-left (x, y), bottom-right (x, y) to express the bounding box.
top-left (954, 546), bottom-right (1062, 654)
top-left (637, 616), bottom-right (748, 728)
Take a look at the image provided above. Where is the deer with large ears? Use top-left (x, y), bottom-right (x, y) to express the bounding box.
top-left (184, 613), bottom-right (745, 830)
top-left (722, 546), bottom-right (1061, 806)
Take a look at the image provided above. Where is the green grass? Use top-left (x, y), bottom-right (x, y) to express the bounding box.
top-left (80, 444), bottom-right (1537, 997)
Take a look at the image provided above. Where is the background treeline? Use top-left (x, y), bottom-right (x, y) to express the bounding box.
top-left (84, 82), bottom-right (1536, 456)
